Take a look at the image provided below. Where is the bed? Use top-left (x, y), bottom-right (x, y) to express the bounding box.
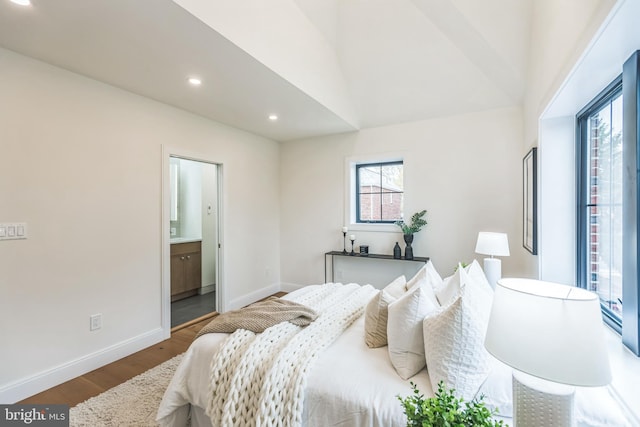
top-left (156, 262), bottom-right (634, 427)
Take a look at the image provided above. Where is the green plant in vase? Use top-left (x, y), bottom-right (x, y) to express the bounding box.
top-left (394, 210), bottom-right (427, 260)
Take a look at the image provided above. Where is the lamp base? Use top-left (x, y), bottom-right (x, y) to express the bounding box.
top-left (483, 257), bottom-right (501, 289)
top-left (513, 371), bottom-right (575, 427)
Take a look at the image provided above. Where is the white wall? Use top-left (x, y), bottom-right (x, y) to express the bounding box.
top-left (201, 163), bottom-right (217, 289)
top-left (519, 0), bottom-right (617, 278)
top-left (279, 107), bottom-right (526, 287)
top-left (0, 47), bottom-right (280, 402)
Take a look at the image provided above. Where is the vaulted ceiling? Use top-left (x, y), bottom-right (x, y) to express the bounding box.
top-left (0, 0), bottom-right (532, 141)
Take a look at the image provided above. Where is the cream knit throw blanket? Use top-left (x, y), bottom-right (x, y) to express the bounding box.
top-left (195, 297), bottom-right (319, 338)
top-left (206, 283), bottom-right (376, 427)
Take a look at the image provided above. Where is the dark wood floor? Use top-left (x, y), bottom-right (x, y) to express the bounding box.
top-left (19, 291), bottom-right (287, 406)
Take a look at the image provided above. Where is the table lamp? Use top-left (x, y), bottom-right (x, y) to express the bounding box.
top-left (484, 278), bottom-right (612, 427)
top-left (475, 232), bottom-right (510, 288)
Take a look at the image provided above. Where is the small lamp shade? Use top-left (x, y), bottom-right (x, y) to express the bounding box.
top-left (475, 232), bottom-right (510, 257)
top-left (484, 278), bottom-right (611, 387)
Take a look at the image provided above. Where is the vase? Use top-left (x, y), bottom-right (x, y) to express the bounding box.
top-left (403, 234), bottom-right (414, 260)
top-left (393, 242), bottom-right (401, 259)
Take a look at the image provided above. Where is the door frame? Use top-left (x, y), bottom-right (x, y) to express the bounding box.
top-left (161, 145), bottom-right (225, 338)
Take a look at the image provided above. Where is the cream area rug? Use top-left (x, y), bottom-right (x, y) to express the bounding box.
top-left (70, 353), bottom-right (183, 426)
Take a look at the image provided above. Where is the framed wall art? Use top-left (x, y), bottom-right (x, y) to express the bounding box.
top-left (523, 147), bottom-right (537, 255)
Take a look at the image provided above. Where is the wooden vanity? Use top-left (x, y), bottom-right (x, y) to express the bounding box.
top-left (170, 240), bottom-right (202, 302)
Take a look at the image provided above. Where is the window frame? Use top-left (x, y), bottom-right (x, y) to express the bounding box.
top-left (354, 160), bottom-right (404, 224)
top-left (576, 75), bottom-right (623, 333)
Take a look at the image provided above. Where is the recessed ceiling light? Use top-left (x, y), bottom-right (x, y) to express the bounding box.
top-left (268, 114), bottom-right (278, 121)
top-left (10, 0), bottom-right (31, 6)
top-left (187, 77), bottom-right (202, 86)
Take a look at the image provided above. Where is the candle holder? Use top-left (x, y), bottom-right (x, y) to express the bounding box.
top-left (350, 236), bottom-right (356, 255)
top-left (342, 231), bottom-right (347, 254)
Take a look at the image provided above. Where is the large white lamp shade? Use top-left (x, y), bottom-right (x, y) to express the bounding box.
top-left (484, 278), bottom-right (611, 386)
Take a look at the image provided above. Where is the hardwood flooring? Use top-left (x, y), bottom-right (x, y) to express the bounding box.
top-left (19, 291), bottom-right (287, 407)
top-left (19, 314), bottom-right (216, 407)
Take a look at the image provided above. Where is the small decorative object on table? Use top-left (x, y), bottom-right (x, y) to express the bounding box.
top-left (393, 242), bottom-right (401, 259)
top-left (394, 210), bottom-right (427, 261)
top-left (359, 245), bottom-right (369, 256)
top-left (349, 234), bottom-right (356, 255)
top-left (342, 226), bottom-right (348, 254)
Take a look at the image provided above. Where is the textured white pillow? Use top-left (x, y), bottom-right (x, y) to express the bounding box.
top-left (423, 265), bottom-right (493, 400)
top-left (437, 262), bottom-right (493, 315)
top-left (387, 284), bottom-right (438, 379)
top-left (407, 261), bottom-right (443, 292)
top-left (364, 275), bottom-right (406, 348)
top-left (435, 263), bottom-right (466, 307)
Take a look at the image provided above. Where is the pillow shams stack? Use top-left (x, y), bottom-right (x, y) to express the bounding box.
top-left (373, 260), bottom-right (495, 401)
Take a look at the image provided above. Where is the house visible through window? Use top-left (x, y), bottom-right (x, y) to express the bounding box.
top-left (355, 161), bottom-right (403, 223)
top-left (577, 77), bottom-right (623, 327)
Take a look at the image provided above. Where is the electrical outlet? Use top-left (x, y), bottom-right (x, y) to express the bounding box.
top-left (90, 314), bottom-right (102, 331)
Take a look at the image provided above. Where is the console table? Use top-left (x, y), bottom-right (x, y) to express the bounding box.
top-left (324, 250), bottom-right (429, 284)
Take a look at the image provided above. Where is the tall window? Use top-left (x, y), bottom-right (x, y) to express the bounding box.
top-left (577, 77), bottom-right (623, 328)
top-left (355, 161), bottom-right (403, 223)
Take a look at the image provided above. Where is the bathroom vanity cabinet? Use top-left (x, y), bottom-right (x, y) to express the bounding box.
top-left (170, 241), bottom-right (202, 302)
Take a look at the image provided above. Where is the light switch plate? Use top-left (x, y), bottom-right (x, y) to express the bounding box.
top-left (0, 223), bottom-right (27, 241)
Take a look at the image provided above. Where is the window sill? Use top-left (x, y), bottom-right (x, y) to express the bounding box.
top-left (603, 324), bottom-right (640, 423)
top-left (347, 223), bottom-right (400, 233)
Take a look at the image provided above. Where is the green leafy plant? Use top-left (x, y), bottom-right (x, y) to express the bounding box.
top-left (398, 381), bottom-right (504, 427)
top-left (395, 210), bottom-right (427, 235)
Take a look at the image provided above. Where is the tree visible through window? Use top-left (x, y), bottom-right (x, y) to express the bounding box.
top-left (356, 161), bottom-right (403, 223)
top-left (578, 80), bottom-right (623, 325)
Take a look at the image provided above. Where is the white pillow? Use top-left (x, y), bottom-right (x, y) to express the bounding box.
top-left (465, 259), bottom-right (493, 297)
top-left (407, 260), bottom-right (443, 292)
top-left (437, 261), bottom-right (493, 317)
top-left (423, 265), bottom-right (493, 400)
top-left (435, 263), bottom-right (466, 307)
top-left (364, 275), bottom-right (406, 348)
top-left (387, 284), bottom-right (438, 379)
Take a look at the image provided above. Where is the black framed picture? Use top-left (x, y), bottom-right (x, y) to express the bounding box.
top-left (523, 147), bottom-right (538, 254)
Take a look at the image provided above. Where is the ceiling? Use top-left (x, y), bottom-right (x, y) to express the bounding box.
top-left (0, 0), bottom-right (532, 142)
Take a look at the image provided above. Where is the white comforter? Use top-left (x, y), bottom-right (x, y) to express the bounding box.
top-left (157, 285), bottom-right (432, 427)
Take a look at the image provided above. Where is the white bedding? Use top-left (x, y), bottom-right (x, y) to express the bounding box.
top-left (157, 286), bottom-right (432, 427)
top-left (157, 284), bottom-right (631, 427)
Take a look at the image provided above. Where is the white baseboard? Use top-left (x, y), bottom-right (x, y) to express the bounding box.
top-left (199, 284), bottom-right (216, 295)
top-left (0, 327), bottom-right (165, 404)
top-left (227, 284), bottom-right (281, 311)
top-left (280, 282), bottom-right (305, 293)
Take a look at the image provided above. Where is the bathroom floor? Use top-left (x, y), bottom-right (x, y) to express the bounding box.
top-left (171, 291), bottom-right (216, 327)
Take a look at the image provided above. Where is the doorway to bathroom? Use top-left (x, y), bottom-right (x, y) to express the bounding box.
top-left (168, 156), bottom-right (219, 327)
